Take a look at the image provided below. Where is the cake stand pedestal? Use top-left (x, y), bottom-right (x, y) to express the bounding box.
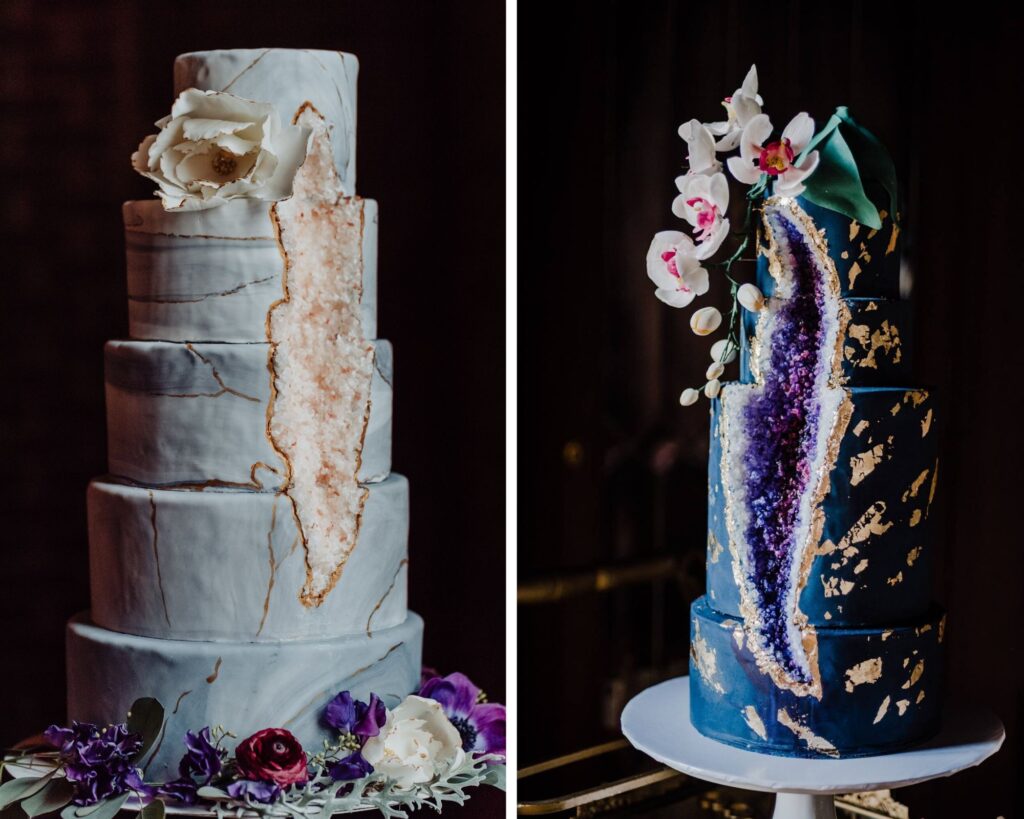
top-left (620, 676), bottom-right (1004, 819)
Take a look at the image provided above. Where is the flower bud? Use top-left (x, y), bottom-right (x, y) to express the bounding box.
top-left (706, 361), bottom-right (725, 380)
top-left (705, 379), bottom-right (722, 399)
top-left (710, 338), bottom-right (737, 364)
top-left (690, 306), bottom-right (722, 336)
top-left (679, 388), bottom-right (700, 407)
top-left (737, 283), bottom-right (765, 312)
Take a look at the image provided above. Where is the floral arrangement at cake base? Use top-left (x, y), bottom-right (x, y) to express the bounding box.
top-left (0, 670), bottom-right (505, 819)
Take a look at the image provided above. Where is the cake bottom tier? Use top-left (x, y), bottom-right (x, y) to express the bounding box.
top-left (66, 611), bottom-right (423, 779)
top-left (689, 596), bottom-right (944, 758)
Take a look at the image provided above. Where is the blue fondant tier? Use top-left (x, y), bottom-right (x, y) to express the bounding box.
top-left (689, 596), bottom-right (944, 758)
top-left (757, 193), bottom-right (901, 299)
top-left (708, 384), bottom-right (938, 627)
top-left (66, 611), bottom-right (423, 780)
top-left (741, 297), bottom-right (912, 388)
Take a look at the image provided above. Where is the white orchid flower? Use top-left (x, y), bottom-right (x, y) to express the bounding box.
top-left (671, 171), bottom-right (730, 259)
top-left (646, 231), bottom-right (710, 308)
top-left (676, 119), bottom-right (721, 176)
top-left (707, 64), bottom-right (764, 152)
top-left (726, 112), bottom-right (820, 197)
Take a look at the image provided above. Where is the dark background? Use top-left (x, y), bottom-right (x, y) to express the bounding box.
top-left (519, 1), bottom-right (1021, 816)
top-left (0, 1), bottom-right (504, 815)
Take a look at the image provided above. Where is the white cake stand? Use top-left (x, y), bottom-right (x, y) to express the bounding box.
top-left (620, 676), bottom-right (1004, 819)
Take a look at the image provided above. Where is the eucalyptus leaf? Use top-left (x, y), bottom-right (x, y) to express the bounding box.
top-left (60, 793), bottom-right (129, 819)
top-left (0, 773), bottom-right (54, 811)
top-left (195, 786), bottom-right (230, 800)
top-left (126, 699), bottom-right (164, 763)
top-left (481, 764), bottom-right (506, 790)
top-left (20, 778), bottom-right (74, 817)
top-left (138, 799), bottom-right (164, 819)
top-left (800, 126), bottom-right (882, 229)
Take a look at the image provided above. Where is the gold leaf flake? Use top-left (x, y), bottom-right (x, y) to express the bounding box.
top-left (916, 690), bottom-right (926, 704)
top-left (708, 531), bottom-right (723, 564)
top-left (939, 614), bottom-right (946, 642)
top-left (906, 546), bottom-right (922, 566)
top-left (902, 660), bottom-right (925, 689)
top-left (896, 699), bottom-right (910, 716)
top-left (742, 705), bottom-right (768, 740)
top-left (776, 709), bottom-right (839, 757)
top-left (845, 657), bottom-right (883, 692)
top-left (901, 470), bottom-right (930, 502)
top-left (909, 510), bottom-right (922, 528)
top-left (850, 437), bottom-right (894, 486)
top-left (873, 695), bottom-right (891, 724)
top-left (849, 261), bottom-right (862, 289)
top-left (854, 559), bottom-right (869, 574)
top-left (881, 629), bottom-right (893, 641)
top-left (849, 220), bottom-right (861, 241)
top-left (921, 409), bottom-right (933, 438)
top-left (690, 621), bottom-right (725, 693)
top-left (887, 572), bottom-right (904, 586)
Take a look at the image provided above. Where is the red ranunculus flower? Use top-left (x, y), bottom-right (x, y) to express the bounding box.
top-left (234, 728), bottom-right (309, 787)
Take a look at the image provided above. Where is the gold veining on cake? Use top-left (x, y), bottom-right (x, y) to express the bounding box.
top-left (742, 705), bottom-right (768, 739)
top-left (365, 558), bottom-right (409, 637)
top-left (146, 490), bottom-right (171, 628)
top-left (206, 657), bottom-right (222, 684)
top-left (776, 709), bottom-right (839, 757)
top-left (844, 658), bottom-right (883, 692)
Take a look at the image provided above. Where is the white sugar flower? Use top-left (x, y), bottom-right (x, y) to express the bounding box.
top-left (690, 306), bottom-right (723, 336)
top-left (737, 283), bottom-right (765, 312)
top-left (361, 696), bottom-right (465, 790)
top-left (646, 232), bottom-right (710, 308)
top-left (679, 388), bottom-right (700, 407)
top-left (710, 338), bottom-right (737, 364)
top-left (677, 119), bottom-right (721, 176)
top-left (726, 112), bottom-right (820, 197)
top-left (132, 88), bottom-right (310, 211)
top-left (705, 379), bottom-right (722, 398)
top-left (706, 65), bottom-right (764, 152)
top-left (672, 172), bottom-right (730, 259)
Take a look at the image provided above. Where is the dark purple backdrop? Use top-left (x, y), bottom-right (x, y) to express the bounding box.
top-left (519, 1), bottom-right (1021, 815)
top-left (0, 2), bottom-right (504, 815)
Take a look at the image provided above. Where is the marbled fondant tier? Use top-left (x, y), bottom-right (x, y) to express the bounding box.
top-left (174, 49), bottom-right (358, 195)
top-left (741, 297), bottom-right (911, 387)
top-left (689, 596), bottom-right (943, 758)
top-left (124, 197), bottom-right (377, 343)
top-left (105, 339), bottom-right (392, 487)
top-left (87, 475), bottom-right (409, 642)
top-left (757, 193), bottom-right (901, 299)
top-left (67, 612), bottom-right (423, 780)
top-left (708, 385), bottom-right (937, 627)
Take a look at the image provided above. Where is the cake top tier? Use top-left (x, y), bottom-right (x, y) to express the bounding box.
top-left (173, 48), bottom-right (359, 195)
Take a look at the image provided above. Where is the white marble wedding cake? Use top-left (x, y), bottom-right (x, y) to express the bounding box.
top-left (66, 49), bottom-right (422, 777)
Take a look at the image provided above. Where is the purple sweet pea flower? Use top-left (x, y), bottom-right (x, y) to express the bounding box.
top-left (323, 691), bottom-right (386, 740)
top-left (327, 751), bottom-right (374, 782)
top-left (227, 779), bottom-right (281, 804)
top-left (44, 722), bottom-right (149, 806)
top-left (156, 727), bottom-right (226, 805)
top-left (419, 672), bottom-right (506, 760)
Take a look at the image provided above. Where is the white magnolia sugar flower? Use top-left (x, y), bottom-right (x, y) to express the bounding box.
top-left (671, 172), bottom-right (730, 260)
top-left (726, 112), bottom-right (820, 197)
top-left (676, 119), bottom-right (721, 176)
top-left (361, 696), bottom-right (465, 790)
top-left (706, 64), bottom-right (764, 152)
top-left (690, 306), bottom-right (723, 336)
top-left (710, 338), bottom-right (737, 364)
top-left (679, 388), bottom-right (700, 407)
top-left (646, 231), bottom-right (710, 308)
top-left (132, 88), bottom-right (311, 211)
top-left (737, 283), bottom-right (765, 312)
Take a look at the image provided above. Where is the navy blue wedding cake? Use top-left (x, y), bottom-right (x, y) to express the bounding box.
top-left (645, 66), bottom-right (943, 758)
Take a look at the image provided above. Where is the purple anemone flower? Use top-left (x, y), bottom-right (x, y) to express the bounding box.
top-left (322, 691), bottom-right (385, 782)
top-left (227, 779), bottom-right (281, 804)
top-left (419, 672), bottom-right (506, 760)
top-left (157, 727), bottom-right (225, 805)
top-left (43, 722), bottom-right (149, 806)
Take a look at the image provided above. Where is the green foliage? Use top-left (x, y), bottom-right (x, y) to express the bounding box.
top-left (126, 699), bottom-right (165, 764)
top-left (0, 773), bottom-right (54, 811)
top-left (19, 779), bottom-right (74, 817)
top-left (59, 793), bottom-right (129, 819)
top-left (138, 798), bottom-right (165, 819)
top-left (797, 107), bottom-right (899, 230)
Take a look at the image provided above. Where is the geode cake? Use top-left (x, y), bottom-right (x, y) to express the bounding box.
top-left (690, 191), bottom-right (944, 757)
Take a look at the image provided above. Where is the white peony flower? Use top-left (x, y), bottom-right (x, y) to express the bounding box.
top-left (361, 696), bottom-right (465, 790)
top-left (671, 172), bottom-right (730, 259)
top-left (646, 232), bottom-right (710, 308)
top-left (706, 65), bottom-right (764, 152)
top-left (676, 119), bottom-right (721, 176)
top-left (726, 112), bottom-right (820, 197)
top-left (132, 88), bottom-right (311, 211)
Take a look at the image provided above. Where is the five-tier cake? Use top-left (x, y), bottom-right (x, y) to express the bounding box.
top-left (65, 49), bottom-right (422, 778)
